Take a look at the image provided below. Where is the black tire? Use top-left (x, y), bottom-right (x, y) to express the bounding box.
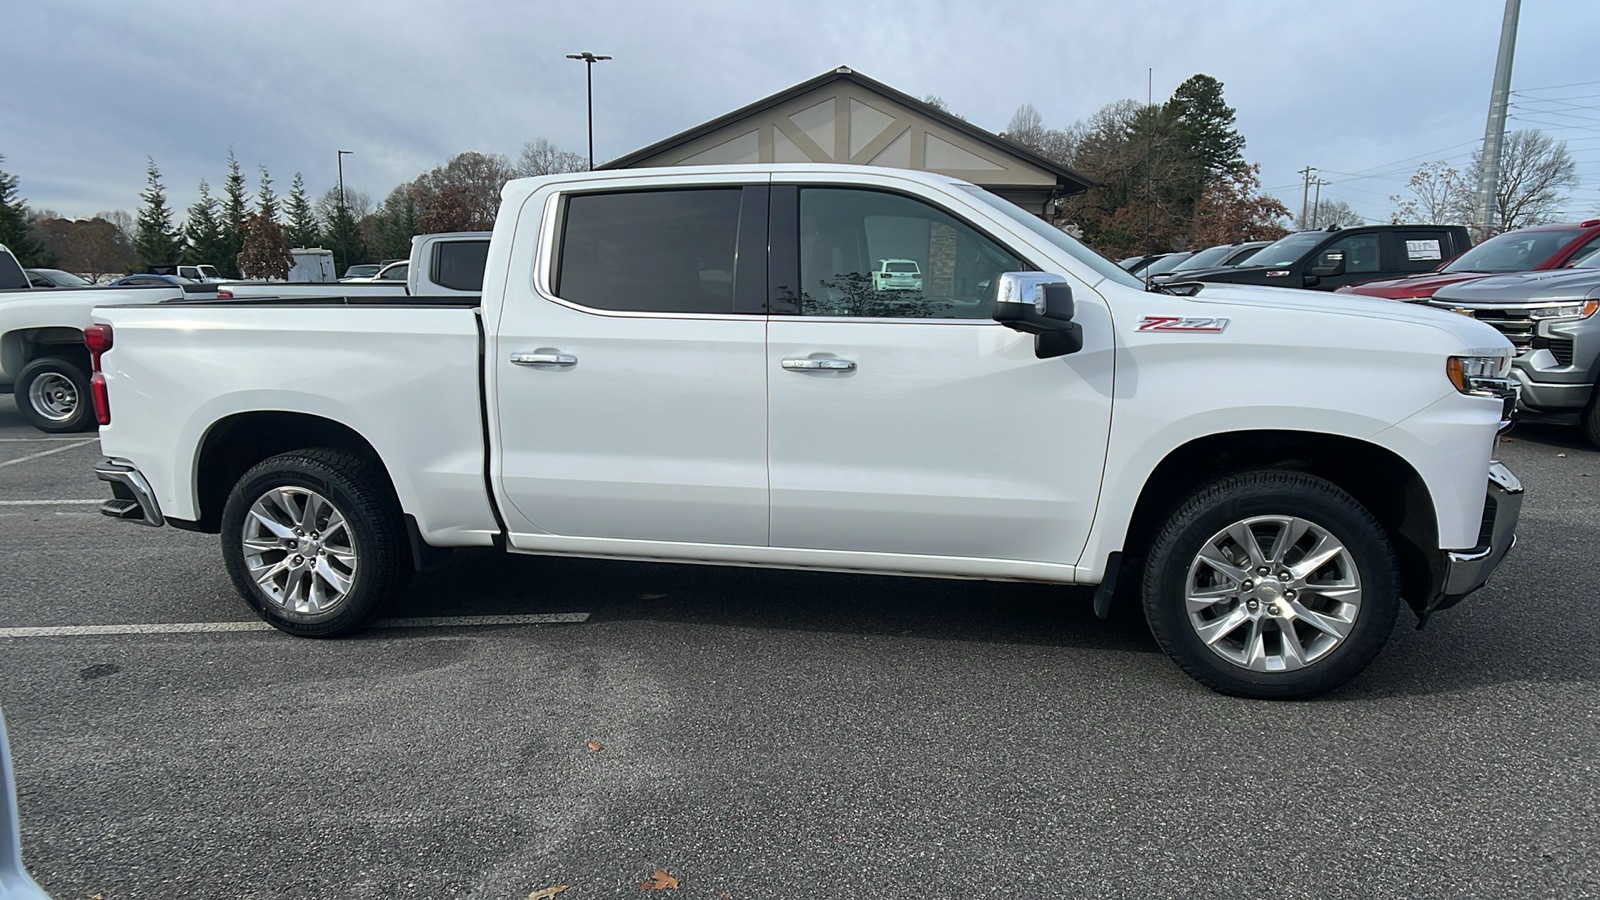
top-left (1581, 386), bottom-right (1600, 448)
top-left (15, 355), bottom-right (94, 433)
top-left (220, 449), bottom-right (411, 637)
top-left (1142, 470), bottom-right (1400, 700)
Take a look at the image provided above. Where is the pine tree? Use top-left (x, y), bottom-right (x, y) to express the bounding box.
top-left (134, 157), bottom-right (183, 270)
top-left (184, 179), bottom-right (230, 268)
top-left (1166, 74), bottom-right (1247, 183)
top-left (284, 172), bottom-right (320, 248)
top-left (0, 154), bottom-right (52, 267)
top-left (220, 149), bottom-right (249, 277)
top-left (256, 165), bottom-right (279, 226)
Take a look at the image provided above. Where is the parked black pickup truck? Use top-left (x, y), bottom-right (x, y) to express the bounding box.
top-left (1173, 224), bottom-right (1475, 292)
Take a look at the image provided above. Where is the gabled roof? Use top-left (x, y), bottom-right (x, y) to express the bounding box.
top-left (600, 66), bottom-right (1092, 194)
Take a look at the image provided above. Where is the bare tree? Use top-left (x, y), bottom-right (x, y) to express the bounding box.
top-left (1472, 129), bottom-right (1578, 233)
top-left (516, 139), bottom-right (588, 177)
top-left (1390, 161), bottom-right (1472, 226)
top-left (1298, 198), bottom-right (1366, 230)
top-left (921, 94), bottom-right (966, 121)
top-left (94, 209), bottom-right (136, 246)
top-left (1002, 103), bottom-right (1074, 165)
top-left (236, 210), bottom-right (295, 280)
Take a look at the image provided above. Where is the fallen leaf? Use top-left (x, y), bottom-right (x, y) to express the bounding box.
top-left (639, 869), bottom-right (679, 890)
top-left (587, 741), bottom-right (604, 752)
top-left (1558, 453), bottom-right (1568, 458)
top-left (528, 886), bottom-right (570, 900)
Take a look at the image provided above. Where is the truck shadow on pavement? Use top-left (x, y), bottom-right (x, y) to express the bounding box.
top-left (393, 547), bottom-right (1161, 656)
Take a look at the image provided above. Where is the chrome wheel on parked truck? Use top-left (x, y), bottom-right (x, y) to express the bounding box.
top-left (15, 355), bottom-right (94, 433)
top-left (1143, 470), bottom-right (1399, 700)
top-left (220, 449), bottom-right (411, 636)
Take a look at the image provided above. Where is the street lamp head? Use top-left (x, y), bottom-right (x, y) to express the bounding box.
top-left (566, 52), bottom-right (611, 63)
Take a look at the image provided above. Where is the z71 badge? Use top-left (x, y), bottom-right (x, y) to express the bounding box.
top-left (1137, 315), bottom-right (1230, 333)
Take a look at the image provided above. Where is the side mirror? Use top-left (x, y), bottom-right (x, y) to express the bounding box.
top-left (1310, 250), bottom-right (1346, 278)
top-left (991, 272), bottom-right (1083, 359)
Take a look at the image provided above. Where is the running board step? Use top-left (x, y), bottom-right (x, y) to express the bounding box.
top-left (98, 499), bottom-right (144, 520)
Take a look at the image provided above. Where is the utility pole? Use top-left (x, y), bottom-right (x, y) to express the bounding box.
top-left (1298, 166), bottom-right (1316, 228)
top-left (336, 150), bottom-right (352, 276)
top-left (1474, 0), bottom-right (1521, 239)
top-left (1311, 178), bottom-right (1330, 227)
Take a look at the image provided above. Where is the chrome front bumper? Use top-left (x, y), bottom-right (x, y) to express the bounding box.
top-left (1433, 461), bottom-right (1521, 615)
top-left (95, 457), bottom-right (165, 527)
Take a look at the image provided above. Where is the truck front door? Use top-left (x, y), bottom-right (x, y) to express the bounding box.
top-left (493, 183), bottom-right (771, 547)
top-left (764, 184), bottom-right (1113, 566)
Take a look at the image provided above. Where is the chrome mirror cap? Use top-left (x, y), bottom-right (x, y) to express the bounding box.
top-left (994, 272), bottom-right (1069, 313)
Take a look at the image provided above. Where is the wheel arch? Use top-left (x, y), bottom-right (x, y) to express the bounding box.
top-left (192, 411), bottom-right (400, 536)
top-left (2, 327), bottom-right (89, 378)
top-left (1117, 430), bottom-right (1441, 619)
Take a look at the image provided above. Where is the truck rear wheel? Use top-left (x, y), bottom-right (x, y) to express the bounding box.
top-left (1581, 387), bottom-right (1600, 448)
top-left (15, 355), bottom-right (94, 433)
top-left (1141, 470), bottom-right (1400, 700)
top-left (220, 449), bottom-right (411, 637)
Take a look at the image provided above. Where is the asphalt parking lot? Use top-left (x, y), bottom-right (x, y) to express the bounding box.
top-left (1, 397), bottom-right (1596, 900)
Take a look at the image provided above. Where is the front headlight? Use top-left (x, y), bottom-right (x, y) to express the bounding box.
top-left (1447, 355), bottom-right (1513, 394)
top-left (1528, 300), bottom-right (1599, 320)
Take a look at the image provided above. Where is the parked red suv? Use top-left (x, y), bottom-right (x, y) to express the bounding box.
top-left (1336, 220), bottom-right (1600, 301)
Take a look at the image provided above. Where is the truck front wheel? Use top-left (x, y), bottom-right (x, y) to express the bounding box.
top-left (15, 356), bottom-right (94, 433)
top-left (220, 449), bottom-right (411, 637)
top-left (1141, 470), bottom-right (1400, 700)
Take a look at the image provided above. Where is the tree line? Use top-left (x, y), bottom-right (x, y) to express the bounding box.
top-left (0, 140), bottom-right (588, 281)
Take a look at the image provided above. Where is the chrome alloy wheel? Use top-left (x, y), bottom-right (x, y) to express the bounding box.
top-left (27, 372), bottom-right (78, 423)
top-left (1184, 515), bottom-right (1362, 673)
top-left (240, 487), bottom-right (359, 617)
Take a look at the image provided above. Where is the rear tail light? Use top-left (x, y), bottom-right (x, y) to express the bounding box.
top-left (217, 288), bottom-right (233, 299)
top-left (84, 324), bottom-right (112, 425)
top-left (91, 373), bottom-right (110, 426)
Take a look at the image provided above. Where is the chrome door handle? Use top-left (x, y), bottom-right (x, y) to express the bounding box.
top-left (510, 352), bottom-right (577, 368)
top-left (782, 357), bottom-right (856, 372)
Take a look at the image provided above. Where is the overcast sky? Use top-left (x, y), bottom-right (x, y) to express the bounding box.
top-left (7, 0), bottom-right (1600, 229)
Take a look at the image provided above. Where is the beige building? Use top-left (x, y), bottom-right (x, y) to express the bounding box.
top-left (602, 67), bottom-right (1091, 217)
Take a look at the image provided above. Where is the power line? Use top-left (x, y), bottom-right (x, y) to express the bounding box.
top-left (1512, 79), bottom-right (1600, 93)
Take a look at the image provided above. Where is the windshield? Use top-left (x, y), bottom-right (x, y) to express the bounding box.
top-left (961, 186), bottom-right (1144, 289)
top-left (1170, 244), bottom-right (1235, 271)
top-left (1236, 232), bottom-right (1327, 267)
top-left (1441, 228), bottom-right (1585, 273)
top-left (1140, 252), bottom-right (1195, 276)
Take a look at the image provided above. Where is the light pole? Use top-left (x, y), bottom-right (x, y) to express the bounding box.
top-left (336, 150), bottom-right (353, 275)
top-left (566, 51), bottom-right (611, 169)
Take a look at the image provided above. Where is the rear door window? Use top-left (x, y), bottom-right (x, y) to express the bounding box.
top-left (1394, 231), bottom-right (1449, 273)
top-left (431, 240), bottom-right (489, 292)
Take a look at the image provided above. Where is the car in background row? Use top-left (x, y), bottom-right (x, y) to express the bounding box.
top-left (1429, 247), bottom-right (1600, 444)
top-left (1337, 220), bottom-right (1600, 302)
top-left (340, 263), bottom-right (382, 280)
top-left (108, 274), bottom-right (191, 288)
top-left (1180, 223), bottom-right (1475, 292)
top-left (1148, 241), bottom-right (1272, 284)
top-left (25, 269), bottom-right (93, 289)
top-left (343, 260), bottom-right (409, 283)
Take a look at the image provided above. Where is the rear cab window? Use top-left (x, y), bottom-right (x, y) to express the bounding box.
top-left (431, 240), bottom-right (490, 292)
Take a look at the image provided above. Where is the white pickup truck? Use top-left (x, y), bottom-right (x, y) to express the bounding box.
top-left (0, 243), bottom-right (218, 432)
top-left (217, 232), bottom-right (489, 300)
top-left (89, 165), bottom-right (1523, 698)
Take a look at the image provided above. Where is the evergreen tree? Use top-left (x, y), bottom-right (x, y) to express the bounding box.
top-left (220, 149), bottom-right (249, 277)
top-left (1165, 74), bottom-right (1247, 182)
top-left (0, 154), bottom-right (52, 267)
top-left (134, 157), bottom-right (184, 270)
top-left (256, 165), bottom-right (279, 225)
top-left (184, 179), bottom-right (230, 268)
top-left (284, 172), bottom-right (320, 248)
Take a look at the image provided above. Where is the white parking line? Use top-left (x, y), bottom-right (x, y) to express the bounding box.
top-left (0, 437), bottom-right (95, 442)
top-left (0, 613), bottom-right (591, 638)
top-left (0, 439), bottom-right (98, 469)
top-left (0, 500), bottom-right (103, 506)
